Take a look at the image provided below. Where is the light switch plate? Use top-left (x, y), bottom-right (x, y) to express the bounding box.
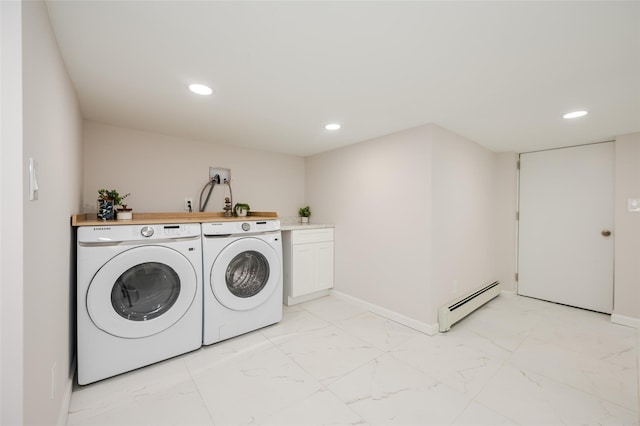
top-left (29, 157), bottom-right (39, 201)
top-left (628, 198), bottom-right (640, 212)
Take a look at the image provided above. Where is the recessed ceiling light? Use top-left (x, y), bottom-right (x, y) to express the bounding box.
top-left (188, 83), bottom-right (213, 96)
top-left (563, 110), bottom-right (588, 119)
top-left (325, 123), bottom-right (341, 130)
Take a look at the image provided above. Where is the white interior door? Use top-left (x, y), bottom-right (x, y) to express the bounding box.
top-left (518, 142), bottom-right (614, 313)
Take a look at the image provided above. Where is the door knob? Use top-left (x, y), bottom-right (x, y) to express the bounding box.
top-left (601, 230), bottom-right (612, 237)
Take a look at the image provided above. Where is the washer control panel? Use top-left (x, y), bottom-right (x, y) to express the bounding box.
top-left (77, 223), bottom-right (202, 243)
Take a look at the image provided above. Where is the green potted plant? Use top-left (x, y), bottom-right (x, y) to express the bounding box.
top-left (234, 202), bottom-right (250, 217)
top-left (98, 189), bottom-right (130, 206)
top-left (298, 206), bottom-right (311, 223)
top-left (97, 189), bottom-right (130, 220)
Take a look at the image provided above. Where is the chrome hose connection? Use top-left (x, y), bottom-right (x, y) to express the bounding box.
top-left (225, 178), bottom-right (233, 217)
top-left (198, 175), bottom-right (233, 213)
top-left (199, 175), bottom-right (218, 212)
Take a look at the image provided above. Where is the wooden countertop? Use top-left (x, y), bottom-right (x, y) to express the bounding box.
top-left (72, 212), bottom-right (278, 226)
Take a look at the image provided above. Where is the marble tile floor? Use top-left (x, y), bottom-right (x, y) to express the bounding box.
top-left (67, 293), bottom-right (639, 426)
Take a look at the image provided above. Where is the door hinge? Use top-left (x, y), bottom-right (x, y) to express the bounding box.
top-left (516, 211), bottom-right (519, 221)
top-left (517, 160), bottom-right (521, 170)
top-left (515, 272), bottom-right (519, 282)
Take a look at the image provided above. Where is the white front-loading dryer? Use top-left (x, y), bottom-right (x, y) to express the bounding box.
top-left (76, 223), bottom-right (202, 385)
top-left (202, 220), bottom-right (282, 345)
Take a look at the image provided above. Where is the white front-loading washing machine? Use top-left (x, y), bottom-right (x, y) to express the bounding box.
top-left (202, 220), bottom-right (282, 345)
top-left (76, 223), bottom-right (202, 385)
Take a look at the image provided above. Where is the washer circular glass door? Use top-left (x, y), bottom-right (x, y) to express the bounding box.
top-left (87, 245), bottom-right (197, 338)
top-left (210, 237), bottom-right (281, 311)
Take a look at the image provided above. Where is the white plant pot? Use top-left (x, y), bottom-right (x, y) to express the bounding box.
top-left (117, 211), bottom-right (133, 220)
top-left (300, 217), bottom-right (309, 223)
top-left (236, 208), bottom-right (248, 217)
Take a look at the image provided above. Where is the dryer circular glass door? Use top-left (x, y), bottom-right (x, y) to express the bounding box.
top-left (87, 245), bottom-right (197, 338)
top-left (210, 237), bottom-right (281, 311)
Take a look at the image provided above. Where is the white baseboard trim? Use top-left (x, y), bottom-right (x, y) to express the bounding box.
top-left (285, 289), bottom-right (332, 306)
top-left (57, 357), bottom-right (75, 426)
top-left (57, 376), bottom-right (73, 426)
top-left (500, 289), bottom-right (517, 296)
top-left (611, 314), bottom-right (640, 328)
top-left (331, 290), bottom-right (440, 335)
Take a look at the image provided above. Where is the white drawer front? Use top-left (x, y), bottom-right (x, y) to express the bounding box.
top-left (291, 228), bottom-right (334, 244)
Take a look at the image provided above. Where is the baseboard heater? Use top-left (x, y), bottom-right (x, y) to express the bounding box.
top-left (438, 281), bottom-right (500, 332)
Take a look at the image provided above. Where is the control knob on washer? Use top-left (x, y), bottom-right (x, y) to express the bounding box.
top-left (242, 223), bottom-right (251, 232)
top-left (140, 226), bottom-right (154, 237)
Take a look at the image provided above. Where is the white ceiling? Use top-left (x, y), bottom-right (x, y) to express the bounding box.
top-left (45, 1), bottom-right (640, 157)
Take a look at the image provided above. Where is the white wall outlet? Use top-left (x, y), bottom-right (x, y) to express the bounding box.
top-left (628, 198), bottom-right (640, 213)
top-left (209, 167), bottom-right (231, 184)
top-left (184, 198), bottom-right (193, 211)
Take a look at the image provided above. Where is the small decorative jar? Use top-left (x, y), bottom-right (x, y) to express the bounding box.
top-left (98, 199), bottom-right (114, 220)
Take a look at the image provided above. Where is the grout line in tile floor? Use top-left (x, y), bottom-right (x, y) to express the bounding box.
top-left (67, 293), bottom-right (639, 426)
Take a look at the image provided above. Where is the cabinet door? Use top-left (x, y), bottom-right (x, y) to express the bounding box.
top-left (291, 244), bottom-right (315, 297)
top-left (314, 241), bottom-right (334, 291)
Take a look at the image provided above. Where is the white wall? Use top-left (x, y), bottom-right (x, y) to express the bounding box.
top-left (83, 122), bottom-right (305, 218)
top-left (306, 124), bottom-right (513, 326)
top-left (307, 126), bottom-right (433, 323)
top-left (429, 126), bottom-right (507, 322)
top-left (613, 132), bottom-right (640, 322)
top-left (1, 1), bottom-right (24, 424)
top-left (21, 1), bottom-right (83, 424)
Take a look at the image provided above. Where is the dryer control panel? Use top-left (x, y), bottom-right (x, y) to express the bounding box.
top-left (202, 219), bottom-right (280, 236)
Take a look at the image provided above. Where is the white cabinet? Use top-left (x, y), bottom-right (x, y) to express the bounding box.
top-left (282, 228), bottom-right (334, 305)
